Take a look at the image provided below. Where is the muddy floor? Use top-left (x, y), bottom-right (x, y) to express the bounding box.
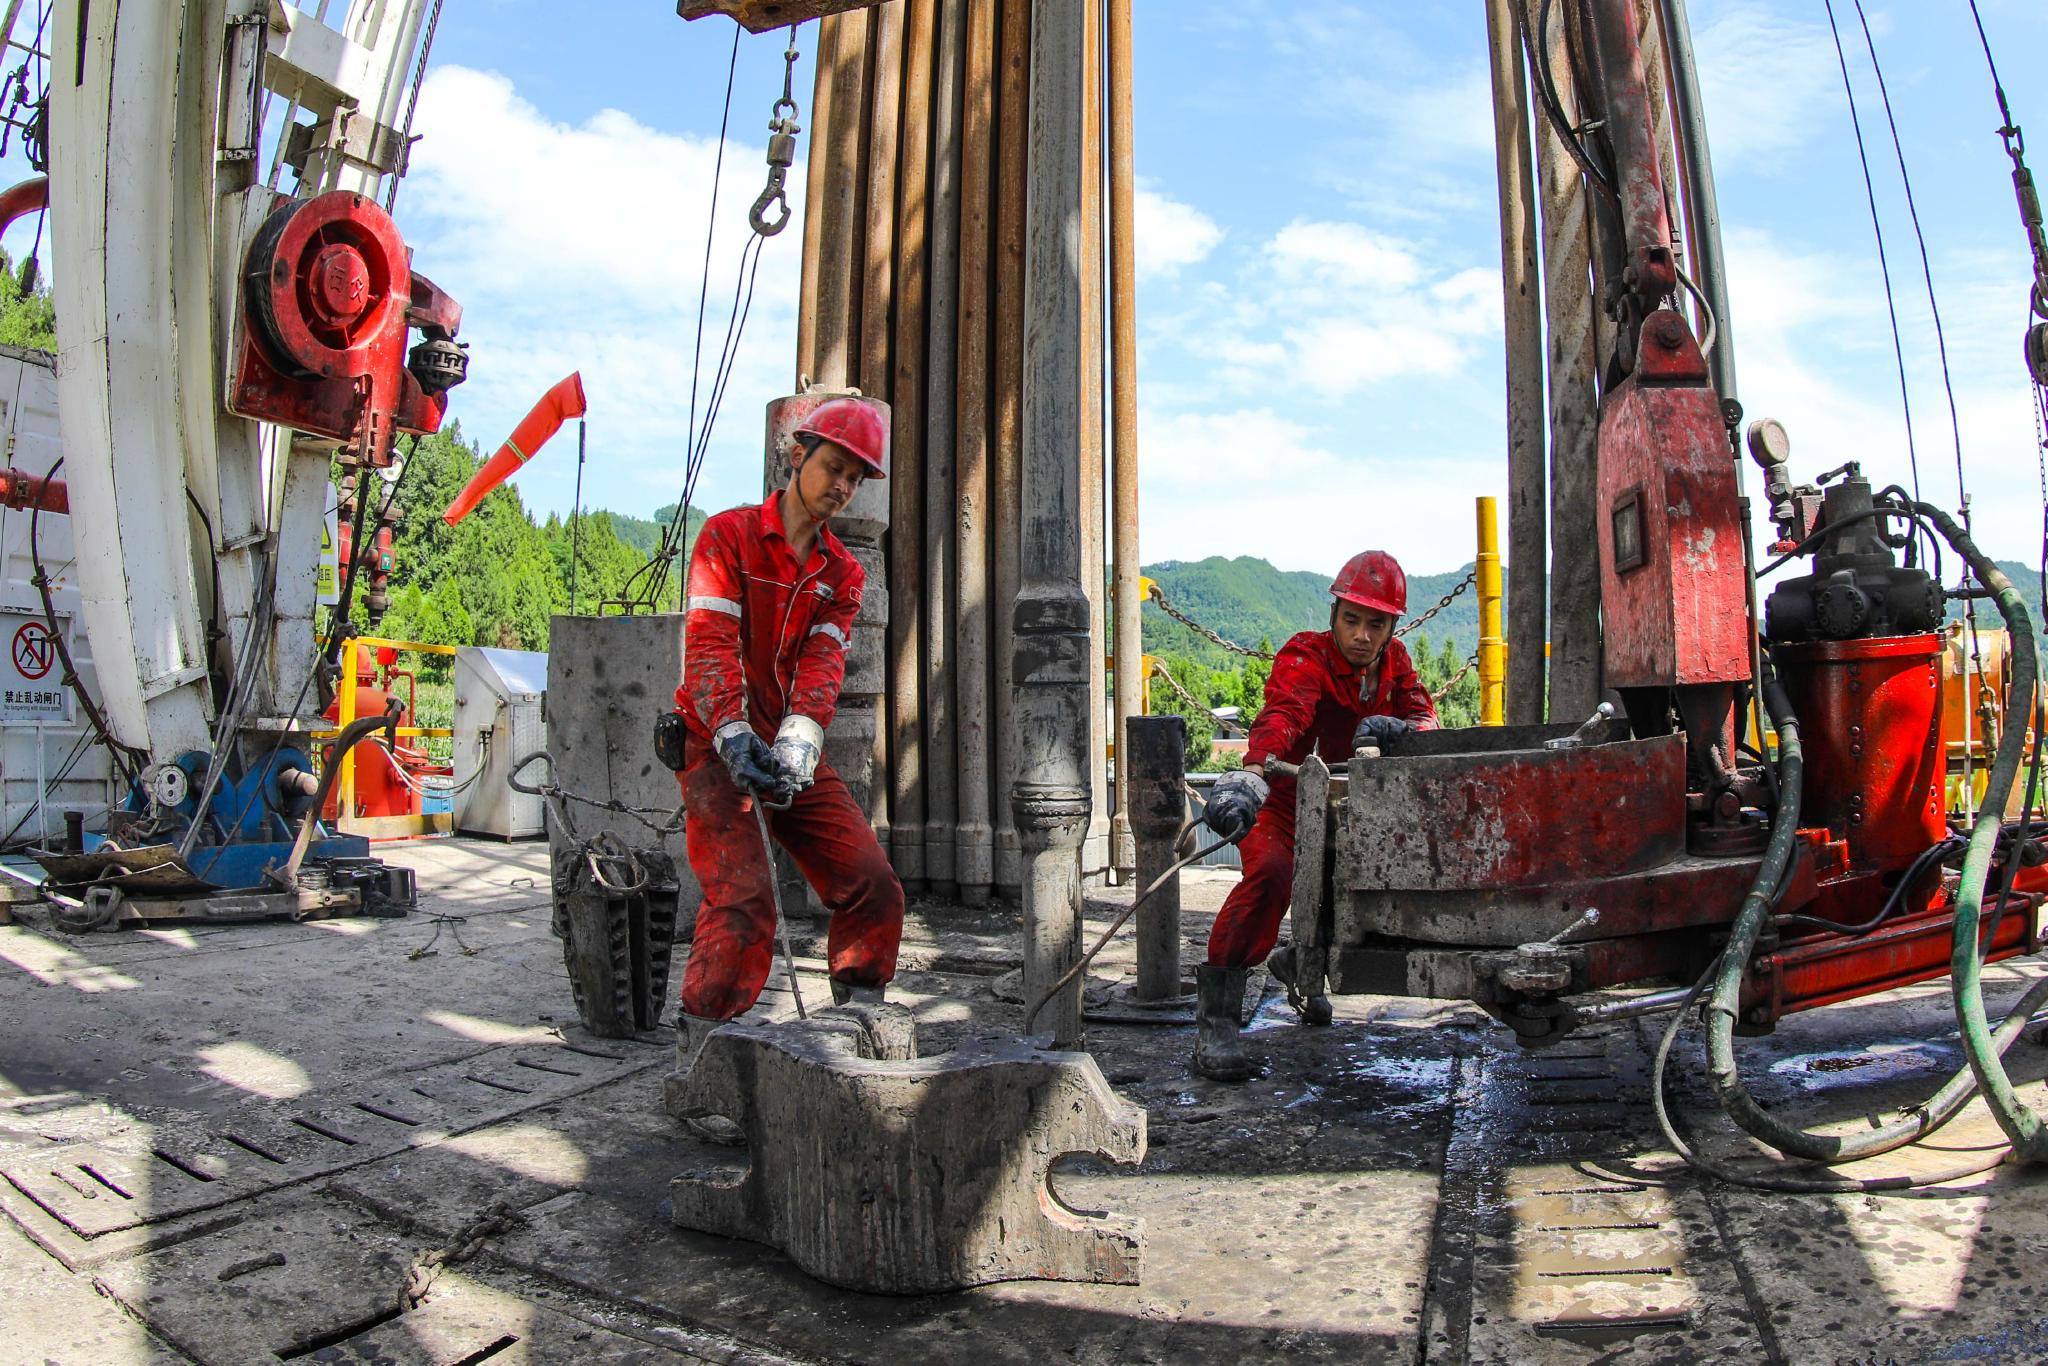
top-left (4, 837), bottom-right (2048, 1363)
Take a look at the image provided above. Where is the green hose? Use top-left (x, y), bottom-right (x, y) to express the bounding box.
top-left (1914, 502), bottom-right (2048, 1163)
top-left (1701, 670), bottom-right (2048, 1163)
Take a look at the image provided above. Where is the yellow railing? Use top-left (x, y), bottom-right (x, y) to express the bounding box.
top-left (318, 635), bottom-right (457, 836)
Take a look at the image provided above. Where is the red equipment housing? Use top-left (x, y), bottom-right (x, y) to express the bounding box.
top-left (228, 191), bottom-right (464, 465)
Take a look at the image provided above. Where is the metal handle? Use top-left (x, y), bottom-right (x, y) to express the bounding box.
top-left (1544, 701), bottom-right (1617, 750)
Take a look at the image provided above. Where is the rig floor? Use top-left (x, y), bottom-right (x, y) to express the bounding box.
top-left (4, 837), bottom-right (2048, 1363)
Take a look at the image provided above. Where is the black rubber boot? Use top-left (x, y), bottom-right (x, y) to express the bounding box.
top-left (677, 1013), bottom-right (744, 1146)
top-left (831, 979), bottom-right (886, 1006)
top-left (1192, 964), bottom-right (1252, 1083)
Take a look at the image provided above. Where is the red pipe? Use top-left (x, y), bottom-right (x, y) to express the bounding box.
top-left (0, 176), bottom-right (48, 238)
top-left (0, 467), bottom-right (67, 514)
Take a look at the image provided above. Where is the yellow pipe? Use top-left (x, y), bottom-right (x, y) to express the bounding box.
top-left (335, 648), bottom-right (357, 823)
top-left (1476, 496), bottom-right (1505, 726)
top-left (355, 635), bottom-right (459, 656)
top-left (317, 634), bottom-right (466, 822)
top-left (312, 727), bottom-right (452, 740)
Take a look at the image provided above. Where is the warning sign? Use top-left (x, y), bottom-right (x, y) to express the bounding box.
top-left (0, 609), bottom-right (72, 724)
top-left (317, 481), bottom-right (340, 606)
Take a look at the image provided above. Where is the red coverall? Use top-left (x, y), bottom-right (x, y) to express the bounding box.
top-left (1207, 630), bottom-right (1438, 967)
top-left (675, 491), bottom-right (905, 1020)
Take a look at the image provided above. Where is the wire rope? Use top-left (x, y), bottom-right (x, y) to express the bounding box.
top-left (1821, 2), bottom-right (1924, 526)
top-left (383, 0), bottom-right (446, 214)
top-left (1850, 2), bottom-right (1966, 510)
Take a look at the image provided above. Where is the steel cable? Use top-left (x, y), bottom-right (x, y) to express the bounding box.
top-left (1021, 818), bottom-right (1240, 1034)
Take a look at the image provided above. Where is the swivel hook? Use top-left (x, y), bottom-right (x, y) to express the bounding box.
top-left (750, 28), bottom-right (804, 238)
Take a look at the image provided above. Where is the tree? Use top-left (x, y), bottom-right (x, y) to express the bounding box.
top-left (0, 250), bottom-right (55, 352)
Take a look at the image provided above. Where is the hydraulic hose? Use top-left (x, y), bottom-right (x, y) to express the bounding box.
top-left (1911, 501), bottom-right (2048, 1162)
top-left (1653, 952), bottom-right (2023, 1194)
top-left (1673, 498), bottom-right (2045, 1181)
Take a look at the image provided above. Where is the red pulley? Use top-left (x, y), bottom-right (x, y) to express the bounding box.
top-left (244, 192), bottom-right (409, 381)
top-left (228, 191), bottom-right (464, 461)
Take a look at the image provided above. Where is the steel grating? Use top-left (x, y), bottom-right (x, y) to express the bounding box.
top-left (1, 1041), bottom-right (665, 1239)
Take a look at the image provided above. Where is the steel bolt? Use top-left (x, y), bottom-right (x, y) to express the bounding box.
top-left (1654, 317), bottom-right (1686, 350)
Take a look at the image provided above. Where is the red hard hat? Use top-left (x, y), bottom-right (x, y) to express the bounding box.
top-left (793, 397), bottom-right (888, 480)
top-left (1330, 550), bottom-right (1407, 617)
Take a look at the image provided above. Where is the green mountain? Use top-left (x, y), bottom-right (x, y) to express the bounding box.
top-left (1140, 555), bottom-right (1485, 665)
top-left (609, 503), bottom-right (706, 557)
top-left (1141, 552), bottom-right (2047, 668)
top-left (1957, 560), bottom-right (2044, 642)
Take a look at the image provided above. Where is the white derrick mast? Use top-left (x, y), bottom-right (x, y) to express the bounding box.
top-left (47, 0), bottom-right (436, 774)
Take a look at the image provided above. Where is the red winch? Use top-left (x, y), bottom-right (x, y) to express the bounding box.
top-left (228, 190), bottom-right (466, 465)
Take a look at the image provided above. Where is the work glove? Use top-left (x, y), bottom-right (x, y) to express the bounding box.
top-left (1205, 768), bottom-right (1270, 841)
top-left (768, 715), bottom-right (825, 801)
top-left (1353, 714), bottom-right (1414, 749)
top-left (713, 721), bottom-right (780, 797)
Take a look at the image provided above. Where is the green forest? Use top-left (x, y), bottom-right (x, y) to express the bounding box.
top-left (359, 422), bottom-right (702, 657)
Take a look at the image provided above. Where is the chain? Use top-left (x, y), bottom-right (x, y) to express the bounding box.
top-left (509, 751), bottom-right (685, 843)
top-left (1148, 659), bottom-right (1213, 717)
top-left (404, 1199), bottom-right (524, 1308)
top-left (507, 752), bottom-right (683, 899)
top-left (1432, 653), bottom-right (1479, 705)
top-left (1145, 566), bottom-right (1479, 663)
top-left (1396, 569), bottom-right (1477, 640)
top-left (1145, 583), bottom-right (1273, 659)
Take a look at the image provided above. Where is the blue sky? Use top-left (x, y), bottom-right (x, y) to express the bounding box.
top-left (17, 1), bottom-right (2048, 578)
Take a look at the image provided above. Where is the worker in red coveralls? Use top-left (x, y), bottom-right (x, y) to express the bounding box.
top-left (671, 397), bottom-right (905, 1100)
top-left (1191, 550), bottom-right (1438, 1082)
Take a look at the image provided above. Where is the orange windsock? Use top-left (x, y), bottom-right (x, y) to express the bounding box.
top-left (441, 372), bottom-right (587, 526)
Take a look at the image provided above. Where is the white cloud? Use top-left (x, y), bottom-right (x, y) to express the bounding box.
top-left (1267, 220), bottom-right (1423, 295)
top-left (1155, 219), bottom-right (1501, 401)
top-left (1134, 185), bottom-right (1223, 279)
top-left (1136, 406), bottom-right (1504, 577)
top-left (1692, 1), bottom-right (1845, 169)
top-left (399, 65), bottom-right (804, 520)
top-left (1722, 225), bottom-right (2045, 563)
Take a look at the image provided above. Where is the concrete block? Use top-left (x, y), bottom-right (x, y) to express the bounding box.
top-left (664, 1004), bottom-right (1145, 1294)
top-left (546, 614), bottom-right (696, 1034)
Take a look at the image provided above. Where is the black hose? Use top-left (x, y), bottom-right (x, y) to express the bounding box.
top-left (301, 698), bottom-right (404, 826)
top-left (1648, 956), bottom-right (2024, 1194)
top-left (1513, 0), bottom-right (1619, 201)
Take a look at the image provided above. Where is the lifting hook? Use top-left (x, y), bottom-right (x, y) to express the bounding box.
top-left (749, 114), bottom-right (798, 237)
top-left (749, 30), bottom-right (804, 238)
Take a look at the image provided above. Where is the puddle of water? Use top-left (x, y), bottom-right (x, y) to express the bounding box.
top-left (1765, 1039), bottom-right (1955, 1091)
top-left (1312, 1046), bottom-right (1454, 1122)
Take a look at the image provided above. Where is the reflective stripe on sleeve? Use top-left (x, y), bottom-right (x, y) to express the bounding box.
top-left (807, 622), bottom-right (850, 649)
top-left (687, 595), bottom-right (742, 618)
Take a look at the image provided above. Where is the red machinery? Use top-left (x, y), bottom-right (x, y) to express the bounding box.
top-left (1283, 0), bottom-right (2040, 1047)
top-left (228, 190), bottom-right (465, 464)
top-left (321, 645), bottom-right (449, 825)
